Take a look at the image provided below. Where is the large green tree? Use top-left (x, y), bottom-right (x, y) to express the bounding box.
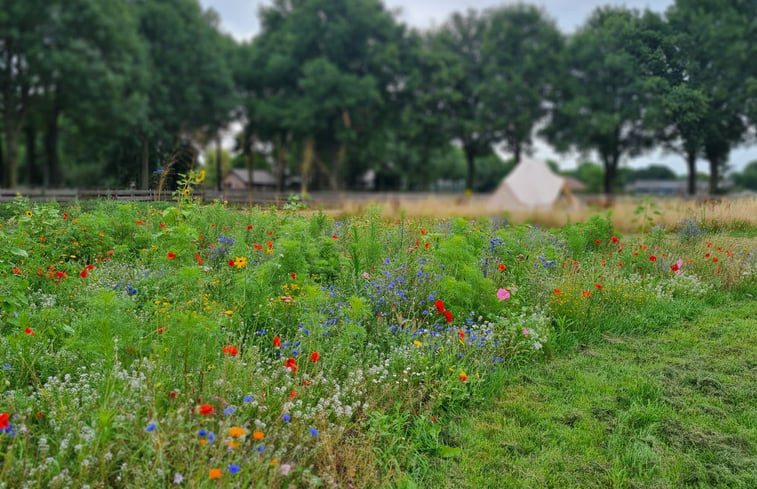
top-left (666, 0), bottom-right (755, 194)
top-left (241, 0), bottom-right (405, 192)
top-left (429, 10), bottom-right (496, 192)
top-left (544, 8), bottom-right (663, 195)
top-left (480, 5), bottom-right (564, 164)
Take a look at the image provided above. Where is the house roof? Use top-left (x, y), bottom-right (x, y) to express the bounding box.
top-left (225, 168), bottom-right (276, 186)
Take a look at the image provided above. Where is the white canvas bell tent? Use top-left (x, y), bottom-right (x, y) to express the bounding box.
top-left (486, 157), bottom-right (577, 212)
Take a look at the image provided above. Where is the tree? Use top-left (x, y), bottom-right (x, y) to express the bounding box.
top-left (733, 160), bottom-right (757, 191)
top-left (544, 8), bottom-right (661, 195)
top-left (241, 0), bottom-right (405, 192)
top-left (430, 10), bottom-right (497, 192)
top-left (480, 5), bottom-right (563, 164)
top-left (666, 0), bottom-right (755, 194)
top-left (135, 0), bottom-right (237, 189)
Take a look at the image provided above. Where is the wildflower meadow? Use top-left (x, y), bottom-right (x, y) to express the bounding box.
top-left (0, 191), bottom-right (755, 488)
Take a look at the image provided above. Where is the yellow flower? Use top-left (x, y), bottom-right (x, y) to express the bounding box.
top-left (228, 426), bottom-right (246, 438)
top-left (413, 340), bottom-right (422, 347)
top-left (227, 440), bottom-right (239, 449)
top-left (234, 256), bottom-right (248, 269)
top-left (25, 210), bottom-right (33, 218)
top-left (195, 169), bottom-right (206, 183)
top-left (183, 188), bottom-right (191, 196)
top-left (224, 310), bottom-right (233, 316)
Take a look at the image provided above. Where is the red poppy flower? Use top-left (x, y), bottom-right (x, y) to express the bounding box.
top-left (434, 300), bottom-right (445, 313)
top-left (458, 329), bottom-right (465, 339)
top-left (553, 288), bottom-right (562, 295)
top-left (87, 264), bottom-right (94, 270)
top-left (160, 223), bottom-right (166, 228)
top-left (289, 390), bottom-right (297, 399)
top-left (415, 240), bottom-right (420, 246)
top-left (222, 345), bottom-right (239, 356)
top-left (290, 272), bottom-right (296, 280)
top-left (424, 242), bottom-right (430, 249)
top-left (497, 263), bottom-right (506, 272)
top-left (267, 230), bottom-right (273, 236)
top-left (332, 235), bottom-right (338, 240)
top-left (420, 229), bottom-right (427, 235)
top-left (611, 236), bottom-right (618, 244)
top-left (309, 351), bottom-right (320, 362)
top-left (229, 259), bottom-right (235, 267)
top-left (670, 263), bottom-right (679, 272)
top-left (284, 357), bottom-right (298, 373)
top-left (273, 336), bottom-right (281, 348)
top-left (712, 257), bottom-right (718, 263)
top-left (166, 251), bottom-right (176, 260)
top-left (443, 310), bottom-right (453, 324)
top-left (0, 412), bottom-right (9, 430)
top-left (194, 253), bottom-right (203, 264)
top-left (618, 262), bottom-right (623, 267)
top-left (55, 271), bottom-right (66, 278)
top-left (12, 267), bottom-right (21, 275)
top-left (459, 374), bottom-right (468, 382)
top-left (247, 224), bottom-right (253, 230)
top-left (267, 240), bottom-right (273, 248)
top-left (198, 404), bottom-right (214, 415)
top-left (24, 327), bottom-right (35, 336)
top-left (595, 239), bottom-right (601, 245)
top-left (253, 243), bottom-right (263, 250)
top-left (595, 283), bottom-right (603, 290)
top-left (704, 253), bottom-right (711, 258)
top-left (649, 255), bottom-right (657, 262)
top-left (63, 212), bottom-right (69, 220)
top-left (582, 291), bottom-right (592, 297)
top-left (80, 269), bottom-right (88, 279)
top-left (136, 220), bottom-right (143, 225)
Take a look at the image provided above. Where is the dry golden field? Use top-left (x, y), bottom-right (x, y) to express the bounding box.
top-left (328, 194), bottom-right (757, 232)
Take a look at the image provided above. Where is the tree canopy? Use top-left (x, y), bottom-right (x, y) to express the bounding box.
top-left (0, 0), bottom-right (754, 194)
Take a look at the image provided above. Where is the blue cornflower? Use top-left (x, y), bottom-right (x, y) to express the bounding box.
top-left (208, 432), bottom-right (216, 444)
top-left (224, 406), bottom-right (235, 416)
top-left (282, 413), bottom-right (291, 422)
top-left (256, 444), bottom-right (265, 452)
top-left (198, 429), bottom-right (207, 437)
top-left (309, 427), bottom-right (319, 437)
top-left (228, 463), bottom-right (241, 475)
top-left (2, 364), bottom-right (10, 370)
top-left (145, 423), bottom-right (157, 432)
top-left (243, 395), bottom-right (253, 403)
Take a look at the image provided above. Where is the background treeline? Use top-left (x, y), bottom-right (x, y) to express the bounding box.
top-left (1, 0), bottom-right (755, 194)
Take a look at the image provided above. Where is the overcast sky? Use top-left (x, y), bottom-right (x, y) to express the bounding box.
top-left (198, 0), bottom-right (755, 174)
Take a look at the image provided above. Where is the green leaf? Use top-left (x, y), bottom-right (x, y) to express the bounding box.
top-left (434, 445), bottom-right (462, 458)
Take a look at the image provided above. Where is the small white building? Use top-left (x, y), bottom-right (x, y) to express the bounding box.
top-left (222, 168), bottom-right (277, 190)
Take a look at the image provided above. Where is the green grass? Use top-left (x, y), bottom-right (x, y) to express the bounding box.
top-left (423, 296), bottom-right (757, 489)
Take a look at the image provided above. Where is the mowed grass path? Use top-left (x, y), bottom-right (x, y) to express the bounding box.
top-left (425, 297), bottom-right (757, 489)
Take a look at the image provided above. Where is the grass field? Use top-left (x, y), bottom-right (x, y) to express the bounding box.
top-left (424, 293), bottom-right (757, 489)
top-left (0, 190), bottom-right (754, 488)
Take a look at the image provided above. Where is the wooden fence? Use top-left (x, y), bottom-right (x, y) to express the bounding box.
top-left (0, 188), bottom-right (464, 207)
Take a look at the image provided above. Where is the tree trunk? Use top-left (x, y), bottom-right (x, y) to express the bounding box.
top-left (300, 136), bottom-right (314, 196)
top-left (245, 133), bottom-right (255, 205)
top-left (44, 101), bottom-right (61, 187)
top-left (25, 124), bottom-right (36, 186)
top-left (275, 144), bottom-right (288, 197)
top-left (141, 138), bottom-right (149, 190)
top-left (215, 134), bottom-right (223, 191)
top-left (464, 145), bottom-right (475, 192)
top-left (513, 142), bottom-right (522, 164)
top-left (601, 154), bottom-right (618, 197)
top-left (686, 151), bottom-right (697, 196)
top-left (3, 122), bottom-right (19, 188)
top-left (708, 158), bottom-right (720, 195)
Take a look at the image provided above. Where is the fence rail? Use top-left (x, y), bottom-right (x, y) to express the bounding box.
top-left (0, 188), bottom-right (469, 206)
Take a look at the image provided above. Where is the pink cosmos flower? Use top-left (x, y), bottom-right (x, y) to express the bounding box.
top-left (496, 288), bottom-right (511, 300)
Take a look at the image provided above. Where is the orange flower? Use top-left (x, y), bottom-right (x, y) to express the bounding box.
top-left (198, 404), bottom-right (214, 415)
top-left (582, 291), bottom-right (592, 297)
top-left (553, 288), bottom-right (562, 295)
top-left (209, 468), bottom-right (222, 479)
top-left (252, 430), bottom-right (264, 440)
top-left (229, 426), bottom-right (246, 438)
top-left (222, 345), bottom-right (239, 356)
top-left (497, 263), bottom-right (506, 272)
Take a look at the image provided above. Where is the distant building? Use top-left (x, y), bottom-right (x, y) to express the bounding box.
top-left (222, 168), bottom-right (277, 190)
top-left (628, 180), bottom-right (709, 196)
